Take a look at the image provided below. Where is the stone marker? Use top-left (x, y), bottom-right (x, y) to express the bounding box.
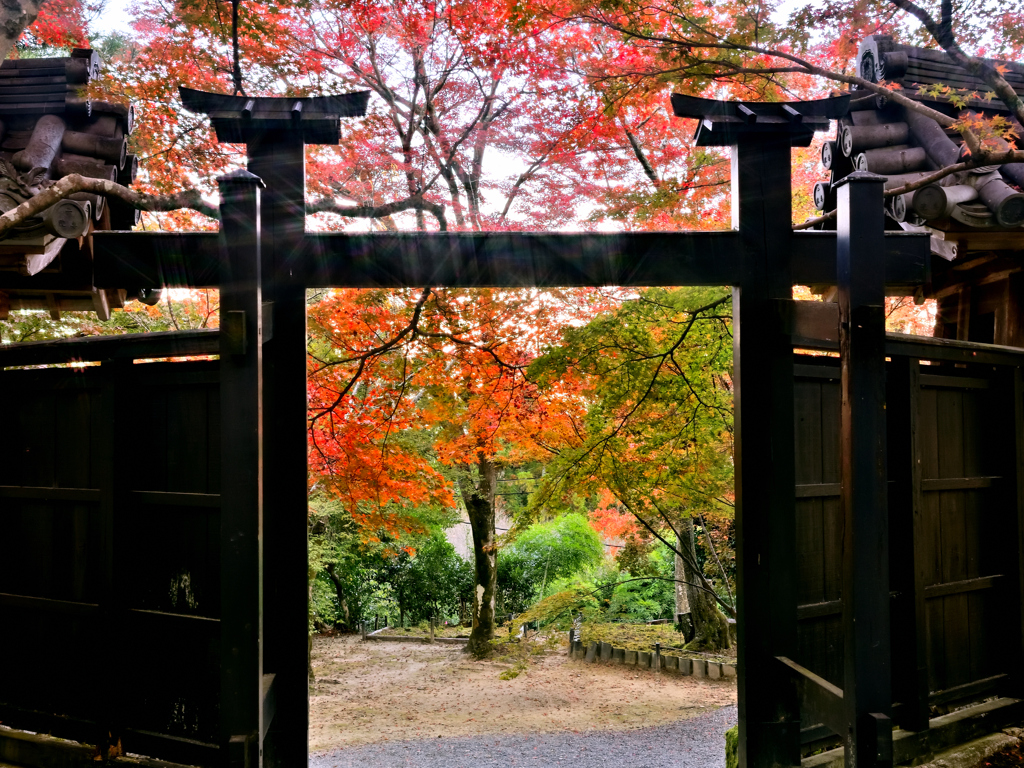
top-left (722, 664), bottom-right (737, 678)
top-left (612, 647), bottom-right (625, 664)
top-left (679, 657), bottom-right (693, 675)
top-left (693, 659), bottom-right (707, 678)
top-left (585, 641), bottom-right (598, 662)
top-left (653, 642), bottom-right (662, 672)
top-left (708, 662), bottom-right (721, 679)
top-left (600, 642), bottom-right (612, 662)
top-left (664, 655), bottom-right (679, 672)
top-left (625, 650), bottom-right (638, 666)
top-left (638, 651), bottom-right (651, 668)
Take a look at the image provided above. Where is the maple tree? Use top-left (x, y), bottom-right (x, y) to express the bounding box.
top-left (525, 0), bottom-right (1024, 229)
top-left (529, 286), bottom-right (736, 650)
top-left (307, 285), bottom-right (611, 654)
top-left (0, 0), bottom-right (972, 655)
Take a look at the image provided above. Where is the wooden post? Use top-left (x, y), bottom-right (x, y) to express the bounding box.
top-left (218, 168), bottom-right (266, 768)
top-left (248, 132), bottom-right (309, 768)
top-left (835, 171), bottom-right (893, 768)
top-left (732, 136), bottom-right (801, 768)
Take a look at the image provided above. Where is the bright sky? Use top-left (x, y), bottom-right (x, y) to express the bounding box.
top-left (92, 0), bottom-right (134, 36)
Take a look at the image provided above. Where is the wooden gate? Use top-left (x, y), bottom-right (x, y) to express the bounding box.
top-left (792, 336), bottom-right (1024, 743)
top-left (0, 333), bottom-right (223, 766)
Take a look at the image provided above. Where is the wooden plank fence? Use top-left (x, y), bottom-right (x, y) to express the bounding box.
top-left (0, 337), bottom-right (222, 766)
top-left (792, 340), bottom-right (1024, 746)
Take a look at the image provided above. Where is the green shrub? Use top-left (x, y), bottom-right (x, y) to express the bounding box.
top-left (725, 725), bottom-right (738, 768)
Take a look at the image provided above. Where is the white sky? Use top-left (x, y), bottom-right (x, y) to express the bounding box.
top-left (92, 0), bottom-right (134, 36)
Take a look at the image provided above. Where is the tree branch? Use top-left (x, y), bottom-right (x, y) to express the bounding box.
top-left (0, 174), bottom-right (218, 238)
top-left (888, 0), bottom-right (1024, 127)
top-left (795, 149), bottom-right (1024, 229)
top-left (308, 194), bottom-right (448, 231)
top-left (625, 128), bottom-right (660, 187)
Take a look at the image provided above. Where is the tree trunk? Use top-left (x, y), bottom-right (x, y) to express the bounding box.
top-left (678, 516), bottom-right (730, 651)
top-left (324, 563), bottom-right (348, 630)
top-left (675, 532), bottom-right (691, 618)
top-left (0, 1), bottom-right (44, 63)
top-left (461, 456), bottom-right (498, 658)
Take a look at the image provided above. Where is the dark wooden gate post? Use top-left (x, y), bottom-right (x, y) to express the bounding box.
top-left (218, 169), bottom-right (266, 768)
top-left (173, 88), bottom-right (369, 768)
top-left (667, 94), bottom-right (853, 768)
top-left (732, 136), bottom-right (801, 768)
top-left (835, 171), bottom-right (893, 767)
top-left (247, 131), bottom-right (310, 768)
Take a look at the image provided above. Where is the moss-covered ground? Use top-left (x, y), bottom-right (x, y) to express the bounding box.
top-left (578, 622), bottom-right (736, 663)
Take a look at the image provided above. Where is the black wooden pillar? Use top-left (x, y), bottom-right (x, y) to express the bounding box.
top-left (836, 171), bottom-right (892, 767)
top-left (732, 136), bottom-right (801, 768)
top-left (247, 132), bottom-right (309, 768)
top-left (175, 88), bottom-right (368, 768)
top-left (217, 169), bottom-right (266, 768)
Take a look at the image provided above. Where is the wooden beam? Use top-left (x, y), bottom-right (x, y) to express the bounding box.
top-left (796, 600), bottom-right (843, 620)
top-left (777, 656), bottom-right (846, 737)
top-left (923, 574), bottom-right (1002, 599)
top-left (0, 328), bottom-right (218, 369)
top-left (920, 476), bottom-right (998, 491)
top-left (0, 592), bottom-right (99, 616)
top-left (798, 332), bottom-right (1024, 367)
top-left (928, 674), bottom-right (1010, 706)
top-left (795, 483), bottom-right (842, 498)
top-left (956, 286), bottom-right (972, 341)
top-left (90, 230), bottom-right (930, 290)
top-left (783, 299), bottom-right (839, 343)
top-left (929, 228), bottom-right (1024, 252)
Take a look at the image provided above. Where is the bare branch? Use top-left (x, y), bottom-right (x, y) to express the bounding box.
top-left (0, 174), bottom-right (217, 238)
top-left (308, 194), bottom-right (449, 231)
top-left (888, 0), bottom-right (1024, 126)
top-left (795, 149), bottom-right (1024, 229)
top-left (625, 128), bottom-right (660, 187)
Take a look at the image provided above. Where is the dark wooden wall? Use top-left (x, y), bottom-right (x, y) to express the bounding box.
top-left (0, 354), bottom-right (221, 766)
top-left (2, 333), bottom-right (1021, 766)
top-left (792, 346), bottom-right (1022, 736)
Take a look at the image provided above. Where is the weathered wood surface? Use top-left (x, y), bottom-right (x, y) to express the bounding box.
top-left (91, 230), bottom-right (931, 290)
top-left (792, 348), bottom-right (1020, 737)
top-left (0, 358), bottom-right (223, 765)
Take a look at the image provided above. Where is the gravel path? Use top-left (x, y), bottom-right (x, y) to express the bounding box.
top-left (310, 705), bottom-right (737, 768)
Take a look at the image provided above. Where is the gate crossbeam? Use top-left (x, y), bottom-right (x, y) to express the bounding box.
top-left (93, 229), bottom-right (929, 290)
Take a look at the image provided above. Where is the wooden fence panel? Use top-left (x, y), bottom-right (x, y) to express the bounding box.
top-left (0, 356), bottom-right (221, 766)
top-left (793, 353), bottom-right (1019, 737)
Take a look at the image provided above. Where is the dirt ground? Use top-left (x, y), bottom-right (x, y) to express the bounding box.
top-left (309, 634), bottom-right (737, 752)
